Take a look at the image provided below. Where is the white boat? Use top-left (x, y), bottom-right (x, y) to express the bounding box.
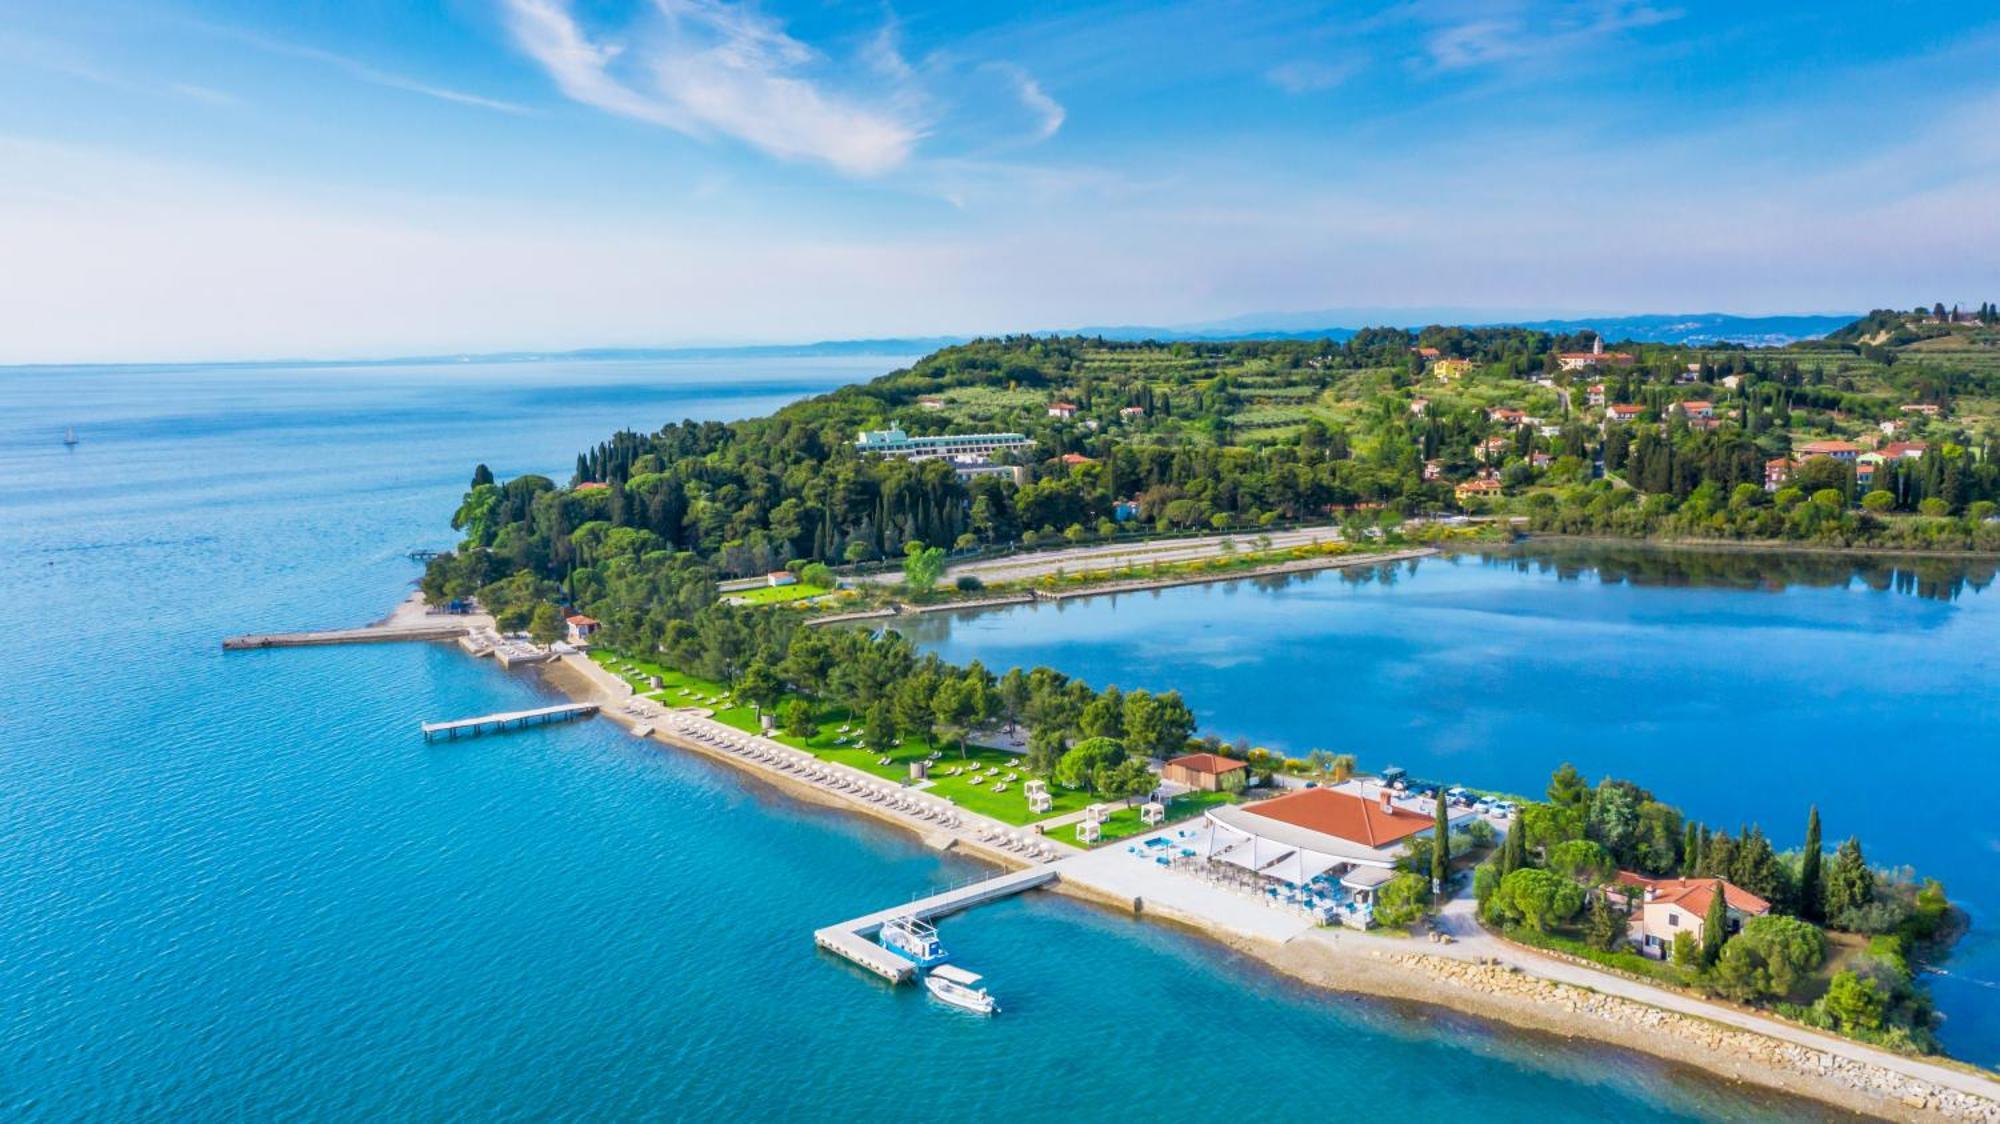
top-left (878, 915), bottom-right (949, 967)
top-left (63, 427), bottom-right (79, 447)
top-left (924, 964), bottom-right (998, 1014)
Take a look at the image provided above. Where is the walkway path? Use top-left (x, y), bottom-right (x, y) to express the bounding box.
top-left (1332, 885), bottom-right (2000, 1106)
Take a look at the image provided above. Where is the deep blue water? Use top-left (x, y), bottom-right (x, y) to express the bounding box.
top-left (903, 549), bottom-right (2000, 1066)
top-left (0, 358), bottom-right (1897, 1118)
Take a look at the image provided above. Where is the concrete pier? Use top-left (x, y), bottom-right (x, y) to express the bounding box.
top-left (421, 703), bottom-right (597, 741)
top-left (224, 623), bottom-right (474, 650)
top-left (813, 867), bottom-right (1057, 984)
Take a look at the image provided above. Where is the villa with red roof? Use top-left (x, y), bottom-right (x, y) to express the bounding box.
top-left (1797, 439), bottom-right (1861, 461)
top-left (564, 614), bottom-right (601, 645)
top-left (1615, 872), bottom-right (1770, 957)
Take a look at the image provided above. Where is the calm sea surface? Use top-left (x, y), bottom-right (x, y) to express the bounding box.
top-left (902, 546), bottom-right (2000, 1066)
top-left (0, 357), bottom-right (1950, 1119)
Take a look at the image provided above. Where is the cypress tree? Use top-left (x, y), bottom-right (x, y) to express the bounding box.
top-left (1432, 790), bottom-right (1451, 896)
top-left (1799, 806), bottom-right (1823, 923)
top-left (1701, 879), bottom-right (1730, 966)
top-left (1681, 821), bottom-right (1699, 876)
top-left (1501, 820), bottom-right (1527, 876)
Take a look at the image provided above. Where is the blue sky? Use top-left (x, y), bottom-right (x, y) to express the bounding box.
top-left (0, 0), bottom-right (1995, 362)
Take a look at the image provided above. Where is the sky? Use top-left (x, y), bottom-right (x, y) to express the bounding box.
top-left (0, 0), bottom-right (1996, 363)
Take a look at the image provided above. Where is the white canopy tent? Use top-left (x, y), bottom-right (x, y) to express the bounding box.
top-left (1201, 805), bottom-right (1403, 888)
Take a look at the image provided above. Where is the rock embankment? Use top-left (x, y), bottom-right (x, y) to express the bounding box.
top-left (1405, 954), bottom-right (1999, 1122)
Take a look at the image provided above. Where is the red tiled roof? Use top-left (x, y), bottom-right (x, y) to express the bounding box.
top-left (1167, 753), bottom-right (1247, 776)
top-left (1057, 453), bottom-right (1094, 465)
top-left (1615, 872), bottom-right (1770, 916)
top-left (565, 614), bottom-right (599, 626)
top-left (1799, 440), bottom-right (1860, 454)
top-left (1241, 787), bottom-right (1437, 849)
top-left (1880, 442), bottom-right (1929, 458)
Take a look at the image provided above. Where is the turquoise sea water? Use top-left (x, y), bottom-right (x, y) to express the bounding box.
top-left (0, 357), bottom-right (1921, 1118)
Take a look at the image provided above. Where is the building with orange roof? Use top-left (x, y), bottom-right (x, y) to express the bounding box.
top-left (1162, 752), bottom-right (1248, 792)
top-left (1614, 871), bottom-right (1770, 956)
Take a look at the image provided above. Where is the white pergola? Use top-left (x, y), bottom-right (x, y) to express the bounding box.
top-left (1140, 801), bottom-right (1166, 826)
top-left (1200, 806), bottom-right (1403, 888)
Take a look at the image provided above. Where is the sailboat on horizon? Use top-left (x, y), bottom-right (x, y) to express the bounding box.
top-left (63, 427), bottom-right (79, 447)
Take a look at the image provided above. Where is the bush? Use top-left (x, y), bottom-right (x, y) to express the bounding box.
top-left (1374, 873), bottom-right (1429, 928)
top-left (954, 575), bottom-right (984, 592)
top-left (1465, 818), bottom-right (1497, 849)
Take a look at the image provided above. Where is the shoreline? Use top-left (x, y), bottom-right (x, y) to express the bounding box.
top-left (523, 643), bottom-right (1999, 1121)
top-left (1514, 532), bottom-right (2000, 563)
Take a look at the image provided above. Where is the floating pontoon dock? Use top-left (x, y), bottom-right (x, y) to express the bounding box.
top-left (813, 866), bottom-right (1057, 984)
top-left (420, 703), bottom-right (597, 741)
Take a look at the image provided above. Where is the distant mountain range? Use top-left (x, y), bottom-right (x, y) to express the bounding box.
top-left (1070, 311), bottom-right (1860, 347)
top-left (27, 314), bottom-right (1856, 371)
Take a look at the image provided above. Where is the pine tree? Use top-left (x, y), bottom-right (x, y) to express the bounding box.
top-left (1799, 806), bottom-right (1823, 923)
top-left (1824, 836), bottom-right (1874, 924)
top-left (1701, 880), bottom-right (1730, 966)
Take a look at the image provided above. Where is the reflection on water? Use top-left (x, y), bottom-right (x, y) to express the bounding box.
top-left (1480, 541), bottom-right (1999, 602)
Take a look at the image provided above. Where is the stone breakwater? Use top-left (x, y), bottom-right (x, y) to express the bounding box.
top-left (1402, 954), bottom-right (2000, 1123)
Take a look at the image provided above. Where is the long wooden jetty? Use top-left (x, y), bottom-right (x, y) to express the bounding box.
top-left (420, 703), bottom-right (597, 741)
top-left (224, 624), bottom-right (473, 650)
top-left (813, 867), bottom-right (1058, 984)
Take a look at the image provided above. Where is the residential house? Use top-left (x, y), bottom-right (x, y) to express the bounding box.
top-left (917, 395), bottom-right (947, 410)
top-left (765, 570), bottom-right (797, 587)
top-left (1900, 404), bottom-right (1942, 417)
top-left (1487, 407), bottom-right (1526, 425)
top-left (1681, 401), bottom-right (1715, 420)
top-left (1456, 476), bottom-right (1504, 502)
top-left (1433, 358), bottom-right (1474, 379)
top-left (1056, 453), bottom-right (1095, 466)
top-left (1477, 436), bottom-right (1512, 461)
top-left (1119, 405), bottom-right (1146, 419)
top-left (1614, 872), bottom-right (1770, 958)
top-left (1422, 459), bottom-right (1445, 482)
top-left (1047, 401), bottom-right (1079, 419)
top-left (564, 614), bottom-right (601, 645)
top-left (1797, 439), bottom-right (1861, 462)
top-left (1162, 753), bottom-right (1248, 792)
top-left (1880, 441), bottom-right (1929, 460)
top-left (1721, 374), bottom-right (1744, 390)
top-left (1410, 397), bottom-right (1431, 416)
top-left (1606, 404), bottom-right (1644, 423)
top-left (1764, 457), bottom-right (1796, 491)
top-left (1586, 383), bottom-right (1607, 407)
top-left (1414, 346), bottom-right (1442, 361)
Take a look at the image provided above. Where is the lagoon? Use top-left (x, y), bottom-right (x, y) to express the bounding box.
top-left (0, 357), bottom-right (1954, 1117)
top-left (900, 544), bottom-right (2000, 1066)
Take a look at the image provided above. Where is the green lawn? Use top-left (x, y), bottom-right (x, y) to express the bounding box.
top-left (729, 582), bottom-right (833, 606)
top-left (590, 649), bottom-right (1099, 827)
top-left (1095, 789), bottom-right (1239, 843)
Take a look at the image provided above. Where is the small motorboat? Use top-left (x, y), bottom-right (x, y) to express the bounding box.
top-left (924, 964), bottom-right (998, 1015)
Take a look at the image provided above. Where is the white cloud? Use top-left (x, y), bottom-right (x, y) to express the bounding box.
top-left (502, 0), bottom-right (921, 175)
top-left (1265, 59), bottom-right (1356, 94)
top-left (192, 22), bottom-right (535, 114)
top-left (985, 62), bottom-right (1066, 143)
top-left (1421, 2), bottom-right (1682, 74)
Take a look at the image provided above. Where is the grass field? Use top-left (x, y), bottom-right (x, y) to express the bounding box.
top-left (729, 582), bottom-right (832, 606)
top-left (590, 650), bottom-right (1101, 827)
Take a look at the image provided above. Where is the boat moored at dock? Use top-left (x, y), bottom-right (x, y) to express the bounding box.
top-left (923, 964), bottom-right (998, 1015)
top-left (878, 915), bottom-right (949, 967)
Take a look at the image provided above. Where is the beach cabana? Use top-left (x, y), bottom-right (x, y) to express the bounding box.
top-left (1025, 779), bottom-right (1052, 815)
top-left (1076, 819), bottom-right (1101, 844)
top-left (1140, 801), bottom-right (1166, 826)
